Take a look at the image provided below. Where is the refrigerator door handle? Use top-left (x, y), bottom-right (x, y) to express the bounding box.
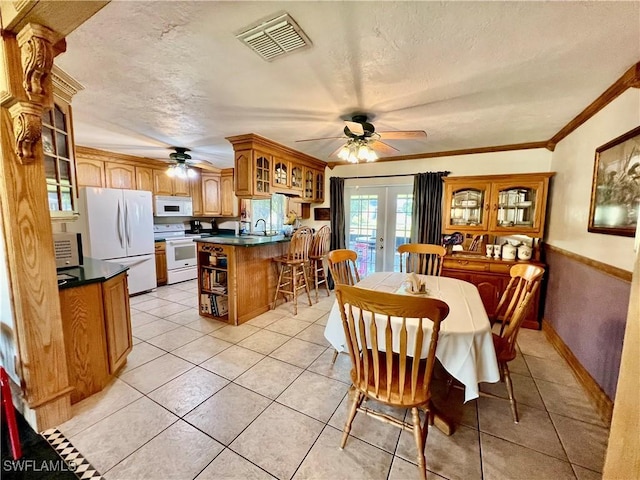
top-left (116, 200), bottom-right (124, 248)
top-left (125, 200), bottom-right (131, 247)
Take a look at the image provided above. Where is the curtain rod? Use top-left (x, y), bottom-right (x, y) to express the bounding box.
top-left (339, 171), bottom-right (450, 180)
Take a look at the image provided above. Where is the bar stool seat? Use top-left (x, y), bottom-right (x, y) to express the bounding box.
top-left (272, 227), bottom-right (313, 315)
top-left (308, 225), bottom-right (331, 303)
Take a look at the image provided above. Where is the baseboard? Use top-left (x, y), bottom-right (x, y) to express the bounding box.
top-left (542, 320), bottom-right (613, 424)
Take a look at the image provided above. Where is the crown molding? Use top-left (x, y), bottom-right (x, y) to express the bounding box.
top-left (52, 64), bottom-right (84, 103)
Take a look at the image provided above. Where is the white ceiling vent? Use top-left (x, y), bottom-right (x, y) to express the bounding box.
top-left (237, 13), bottom-right (312, 62)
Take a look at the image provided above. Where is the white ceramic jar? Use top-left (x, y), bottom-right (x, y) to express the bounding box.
top-left (517, 244), bottom-right (532, 260)
top-left (502, 243), bottom-right (517, 260)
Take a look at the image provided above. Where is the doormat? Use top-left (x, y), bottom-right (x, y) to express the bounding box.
top-left (41, 429), bottom-right (102, 480)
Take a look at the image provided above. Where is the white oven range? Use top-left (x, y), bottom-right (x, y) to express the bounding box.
top-left (153, 224), bottom-right (203, 284)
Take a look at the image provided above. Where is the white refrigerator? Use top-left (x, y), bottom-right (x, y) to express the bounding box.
top-left (71, 187), bottom-right (156, 295)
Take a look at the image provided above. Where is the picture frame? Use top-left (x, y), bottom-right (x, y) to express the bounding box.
top-left (314, 207), bottom-right (330, 221)
top-left (588, 125), bottom-right (640, 237)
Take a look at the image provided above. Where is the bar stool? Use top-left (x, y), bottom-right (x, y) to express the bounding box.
top-left (272, 226), bottom-right (313, 315)
top-left (308, 225), bottom-right (331, 302)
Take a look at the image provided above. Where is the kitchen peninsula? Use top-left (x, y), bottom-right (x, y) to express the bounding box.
top-left (196, 235), bottom-right (290, 325)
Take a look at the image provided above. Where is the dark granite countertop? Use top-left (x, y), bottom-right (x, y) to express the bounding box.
top-left (57, 257), bottom-right (129, 290)
top-left (195, 234), bottom-right (291, 247)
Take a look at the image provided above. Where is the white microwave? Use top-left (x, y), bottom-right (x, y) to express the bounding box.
top-left (154, 195), bottom-right (193, 217)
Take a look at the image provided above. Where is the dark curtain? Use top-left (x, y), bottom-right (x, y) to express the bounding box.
top-left (328, 177), bottom-right (345, 289)
top-left (411, 172), bottom-right (449, 244)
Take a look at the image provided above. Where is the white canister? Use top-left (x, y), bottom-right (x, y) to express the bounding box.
top-left (517, 244), bottom-right (532, 260)
top-left (502, 243), bottom-right (517, 260)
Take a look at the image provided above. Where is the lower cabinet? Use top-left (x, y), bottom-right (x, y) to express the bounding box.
top-left (442, 255), bottom-right (543, 329)
top-left (59, 271), bottom-right (133, 403)
top-left (155, 242), bottom-right (167, 286)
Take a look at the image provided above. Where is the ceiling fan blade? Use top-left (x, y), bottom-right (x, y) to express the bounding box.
top-left (344, 121), bottom-right (364, 136)
top-left (327, 143), bottom-right (346, 159)
top-left (377, 130), bottom-right (427, 140)
top-left (369, 140), bottom-right (399, 155)
top-left (295, 136), bottom-right (346, 143)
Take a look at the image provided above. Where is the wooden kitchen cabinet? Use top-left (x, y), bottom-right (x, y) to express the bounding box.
top-left (289, 198), bottom-right (311, 219)
top-left (153, 169), bottom-right (191, 196)
top-left (442, 254), bottom-right (543, 329)
top-left (190, 169), bottom-right (203, 216)
top-left (155, 241), bottom-right (167, 286)
top-left (135, 166), bottom-right (154, 191)
top-left (227, 134), bottom-right (326, 200)
top-left (220, 169), bottom-right (238, 216)
top-left (106, 163), bottom-right (136, 189)
top-left (314, 169), bottom-right (325, 203)
top-left (443, 173), bottom-right (553, 238)
top-left (76, 157), bottom-right (105, 188)
top-left (202, 173), bottom-right (221, 215)
top-left (102, 273), bottom-right (133, 374)
top-left (59, 270), bottom-right (132, 403)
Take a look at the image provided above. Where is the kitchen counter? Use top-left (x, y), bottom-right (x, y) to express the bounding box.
top-left (57, 257), bottom-right (129, 289)
top-left (196, 234), bottom-right (290, 247)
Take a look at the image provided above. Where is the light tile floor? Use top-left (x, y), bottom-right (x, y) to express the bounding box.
top-left (57, 280), bottom-right (610, 480)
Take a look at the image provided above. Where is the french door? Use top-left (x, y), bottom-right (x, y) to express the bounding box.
top-left (345, 185), bottom-right (413, 276)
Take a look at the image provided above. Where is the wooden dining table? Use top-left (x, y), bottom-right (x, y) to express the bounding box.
top-left (324, 272), bottom-right (501, 409)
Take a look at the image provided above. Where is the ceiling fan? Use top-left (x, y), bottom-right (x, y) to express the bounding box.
top-left (296, 114), bottom-right (427, 161)
top-left (166, 147), bottom-right (197, 178)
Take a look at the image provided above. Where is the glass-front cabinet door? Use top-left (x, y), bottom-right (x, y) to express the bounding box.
top-left (303, 168), bottom-right (314, 200)
top-left (273, 159), bottom-right (289, 187)
top-left (43, 102), bottom-right (77, 219)
top-left (443, 181), bottom-right (491, 232)
top-left (488, 180), bottom-right (545, 234)
top-left (290, 164), bottom-right (303, 191)
top-left (314, 170), bottom-right (325, 203)
top-left (254, 152), bottom-right (270, 196)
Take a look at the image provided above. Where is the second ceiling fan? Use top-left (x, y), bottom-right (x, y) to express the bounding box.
top-left (296, 114), bottom-right (427, 161)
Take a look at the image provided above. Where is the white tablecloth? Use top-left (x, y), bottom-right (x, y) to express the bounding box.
top-left (324, 272), bottom-right (500, 402)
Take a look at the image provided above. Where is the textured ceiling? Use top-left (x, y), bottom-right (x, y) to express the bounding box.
top-left (55, 1), bottom-right (640, 168)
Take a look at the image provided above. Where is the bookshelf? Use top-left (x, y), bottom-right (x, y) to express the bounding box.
top-left (197, 244), bottom-right (231, 320)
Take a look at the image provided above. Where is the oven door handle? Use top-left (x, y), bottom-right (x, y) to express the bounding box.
top-left (166, 239), bottom-right (197, 246)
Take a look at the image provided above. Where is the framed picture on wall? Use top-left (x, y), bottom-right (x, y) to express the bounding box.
top-left (314, 208), bottom-right (330, 221)
top-left (588, 125), bottom-right (640, 237)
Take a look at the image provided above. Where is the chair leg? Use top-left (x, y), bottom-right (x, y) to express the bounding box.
top-left (411, 407), bottom-right (427, 480)
top-left (331, 349), bottom-right (339, 364)
top-left (272, 262), bottom-right (285, 310)
top-left (502, 362), bottom-right (519, 423)
top-left (301, 262), bottom-right (313, 307)
top-left (340, 390), bottom-right (363, 449)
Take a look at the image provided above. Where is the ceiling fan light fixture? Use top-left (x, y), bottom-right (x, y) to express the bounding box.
top-left (166, 147), bottom-right (196, 178)
top-left (338, 138), bottom-right (378, 164)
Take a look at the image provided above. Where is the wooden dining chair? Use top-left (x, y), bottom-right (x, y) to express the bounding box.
top-left (272, 226), bottom-right (313, 315)
top-left (335, 284), bottom-right (450, 480)
top-left (486, 263), bottom-right (544, 423)
top-left (492, 264), bottom-right (545, 335)
top-left (327, 249), bottom-right (360, 286)
top-left (308, 225), bottom-right (331, 302)
top-left (398, 243), bottom-right (447, 276)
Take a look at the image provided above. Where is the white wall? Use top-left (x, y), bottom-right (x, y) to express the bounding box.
top-left (546, 89), bottom-right (640, 272)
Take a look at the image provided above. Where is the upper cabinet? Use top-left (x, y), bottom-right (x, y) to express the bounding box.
top-left (153, 169), bottom-right (190, 197)
top-left (227, 134), bottom-right (326, 201)
top-left (46, 66), bottom-right (83, 221)
top-left (220, 169), bottom-right (239, 217)
top-left (202, 173), bottom-right (222, 216)
top-left (314, 169), bottom-right (325, 203)
top-left (443, 173), bottom-right (554, 238)
top-left (105, 163), bottom-right (136, 189)
top-left (135, 166), bottom-right (154, 191)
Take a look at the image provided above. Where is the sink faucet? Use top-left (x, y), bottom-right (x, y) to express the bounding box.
top-left (255, 218), bottom-right (267, 235)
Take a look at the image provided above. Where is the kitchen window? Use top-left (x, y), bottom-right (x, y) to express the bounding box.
top-left (250, 193), bottom-right (286, 233)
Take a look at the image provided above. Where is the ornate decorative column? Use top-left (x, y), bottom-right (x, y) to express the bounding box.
top-left (0, 21), bottom-right (72, 430)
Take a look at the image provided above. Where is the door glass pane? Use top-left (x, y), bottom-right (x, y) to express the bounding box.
top-left (497, 187), bottom-right (536, 227)
top-left (60, 187), bottom-right (73, 211)
top-left (42, 127), bottom-right (55, 155)
top-left (42, 108), bottom-right (53, 126)
top-left (44, 156), bottom-right (57, 182)
top-left (47, 184), bottom-right (59, 210)
top-left (348, 194), bottom-right (378, 277)
top-left (53, 105), bottom-right (65, 129)
top-left (450, 188), bottom-right (484, 227)
top-left (393, 193), bottom-right (413, 271)
top-left (59, 159), bottom-right (72, 183)
top-left (56, 132), bottom-right (69, 158)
